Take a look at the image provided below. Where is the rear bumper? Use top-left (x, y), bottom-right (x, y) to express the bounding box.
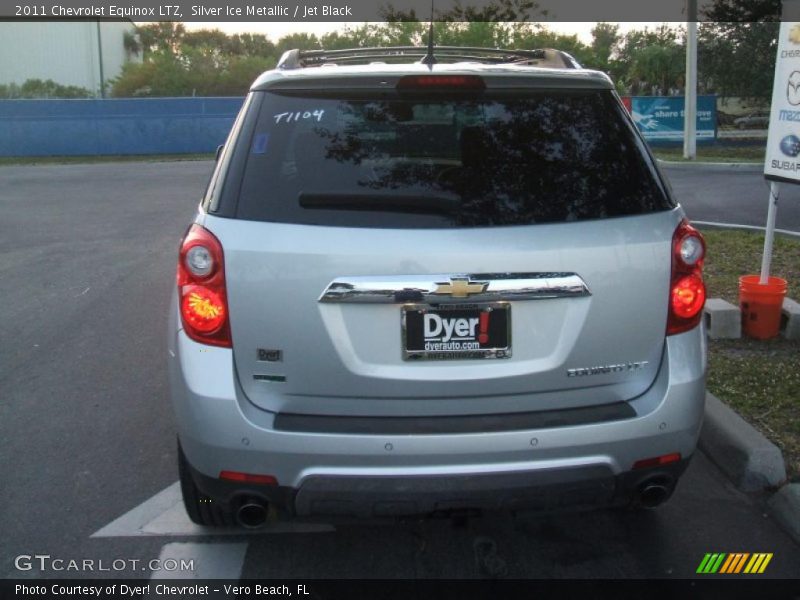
top-left (168, 308), bottom-right (706, 517)
top-left (184, 453), bottom-right (690, 518)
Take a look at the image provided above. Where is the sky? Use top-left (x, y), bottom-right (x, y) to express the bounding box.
top-left (182, 21), bottom-right (673, 45)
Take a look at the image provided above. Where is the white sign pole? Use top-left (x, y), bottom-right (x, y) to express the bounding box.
top-left (760, 182), bottom-right (780, 284)
top-left (683, 0), bottom-right (698, 160)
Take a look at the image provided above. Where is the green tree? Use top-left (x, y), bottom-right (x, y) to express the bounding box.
top-left (380, 0), bottom-right (545, 22)
top-left (274, 32), bottom-right (323, 56)
top-left (216, 56), bottom-right (274, 96)
top-left (183, 29), bottom-right (230, 58)
top-left (111, 54), bottom-right (191, 97)
top-left (431, 21), bottom-right (513, 47)
top-left (629, 43), bottom-right (685, 95)
top-left (442, 0), bottom-right (544, 21)
top-left (698, 0), bottom-right (780, 99)
top-left (227, 33), bottom-right (276, 58)
top-left (509, 24), bottom-right (592, 65)
top-left (613, 25), bottom-right (683, 94)
top-left (111, 26), bottom-right (281, 97)
top-left (322, 24), bottom-right (398, 49)
top-left (134, 22), bottom-right (186, 58)
top-left (108, 20), bottom-right (623, 98)
top-left (0, 79), bottom-right (92, 99)
top-left (587, 22), bottom-right (619, 72)
top-left (382, 21), bottom-right (426, 46)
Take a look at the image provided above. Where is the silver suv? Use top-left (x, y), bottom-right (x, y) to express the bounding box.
top-left (168, 46), bottom-right (707, 528)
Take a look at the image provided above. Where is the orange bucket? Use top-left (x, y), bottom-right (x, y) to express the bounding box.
top-left (738, 275), bottom-right (787, 339)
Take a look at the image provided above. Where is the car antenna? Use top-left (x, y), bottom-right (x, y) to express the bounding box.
top-left (422, 0), bottom-right (437, 68)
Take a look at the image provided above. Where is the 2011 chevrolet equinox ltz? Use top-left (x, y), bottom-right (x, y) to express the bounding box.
top-left (168, 46), bottom-right (707, 528)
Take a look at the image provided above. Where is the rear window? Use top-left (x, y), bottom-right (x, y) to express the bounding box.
top-left (232, 89), bottom-right (673, 228)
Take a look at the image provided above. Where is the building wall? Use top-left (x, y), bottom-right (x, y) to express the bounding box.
top-left (0, 21), bottom-right (139, 95)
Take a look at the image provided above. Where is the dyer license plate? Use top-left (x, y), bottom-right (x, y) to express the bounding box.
top-left (402, 303), bottom-right (511, 361)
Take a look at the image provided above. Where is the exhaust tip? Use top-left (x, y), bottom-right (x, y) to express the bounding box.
top-left (235, 498), bottom-right (269, 528)
top-left (637, 480), bottom-right (672, 509)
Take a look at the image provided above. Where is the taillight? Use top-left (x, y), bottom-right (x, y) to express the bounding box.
top-left (397, 74), bottom-right (486, 91)
top-left (667, 220), bottom-right (706, 335)
top-left (177, 224), bottom-right (231, 347)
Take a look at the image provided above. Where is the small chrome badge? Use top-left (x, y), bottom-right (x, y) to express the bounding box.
top-left (567, 361), bottom-right (649, 377)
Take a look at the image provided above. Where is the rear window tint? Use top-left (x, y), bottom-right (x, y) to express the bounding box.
top-left (233, 89), bottom-right (672, 228)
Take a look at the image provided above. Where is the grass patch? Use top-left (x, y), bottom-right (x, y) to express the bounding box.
top-left (703, 229), bottom-right (800, 481)
top-left (652, 145), bottom-right (765, 163)
top-left (0, 153), bottom-right (214, 166)
top-left (701, 230), bottom-right (800, 303)
top-left (3, 147), bottom-right (764, 165)
top-left (707, 338), bottom-right (800, 481)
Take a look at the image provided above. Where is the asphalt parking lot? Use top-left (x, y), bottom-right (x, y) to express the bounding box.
top-left (664, 163), bottom-right (800, 232)
top-left (1, 161), bottom-right (799, 581)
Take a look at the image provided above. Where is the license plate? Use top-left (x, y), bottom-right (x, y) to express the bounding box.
top-left (402, 303), bottom-right (511, 361)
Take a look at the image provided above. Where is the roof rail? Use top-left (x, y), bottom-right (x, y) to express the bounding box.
top-left (276, 46), bottom-right (581, 70)
top-left (277, 49), bottom-right (302, 69)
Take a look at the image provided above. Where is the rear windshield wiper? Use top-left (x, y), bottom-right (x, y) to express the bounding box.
top-left (298, 192), bottom-right (460, 214)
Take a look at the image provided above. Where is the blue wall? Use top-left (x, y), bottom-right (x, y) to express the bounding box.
top-left (0, 97), bottom-right (244, 157)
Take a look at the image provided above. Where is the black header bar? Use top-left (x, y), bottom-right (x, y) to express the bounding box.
top-left (0, 0), bottom-right (787, 22)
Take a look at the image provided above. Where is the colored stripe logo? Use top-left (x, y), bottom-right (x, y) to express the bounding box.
top-left (697, 553), bottom-right (773, 574)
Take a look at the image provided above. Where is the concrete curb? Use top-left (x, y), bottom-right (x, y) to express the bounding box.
top-left (699, 393), bottom-right (787, 492)
top-left (767, 484), bottom-right (800, 545)
top-left (658, 159), bottom-right (762, 171)
top-left (704, 298), bottom-right (741, 339)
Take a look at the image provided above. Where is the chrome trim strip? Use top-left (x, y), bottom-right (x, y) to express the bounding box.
top-left (318, 273), bottom-right (591, 304)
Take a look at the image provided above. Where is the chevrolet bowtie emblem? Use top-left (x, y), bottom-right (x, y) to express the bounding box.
top-left (433, 278), bottom-right (488, 298)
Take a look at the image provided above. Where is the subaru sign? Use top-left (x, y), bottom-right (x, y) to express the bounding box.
top-left (765, 21), bottom-right (800, 182)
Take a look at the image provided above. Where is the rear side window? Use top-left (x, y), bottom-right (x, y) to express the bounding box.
top-left (233, 89), bottom-right (673, 228)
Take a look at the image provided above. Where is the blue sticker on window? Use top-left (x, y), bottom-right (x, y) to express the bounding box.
top-left (252, 133), bottom-right (269, 154)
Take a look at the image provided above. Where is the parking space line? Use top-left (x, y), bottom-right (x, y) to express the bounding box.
top-left (151, 542), bottom-right (248, 579)
top-left (692, 220), bottom-right (800, 237)
top-left (91, 482), bottom-right (334, 537)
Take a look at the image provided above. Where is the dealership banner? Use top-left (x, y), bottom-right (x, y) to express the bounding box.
top-left (765, 21), bottom-right (800, 182)
top-left (629, 96), bottom-right (716, 142)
